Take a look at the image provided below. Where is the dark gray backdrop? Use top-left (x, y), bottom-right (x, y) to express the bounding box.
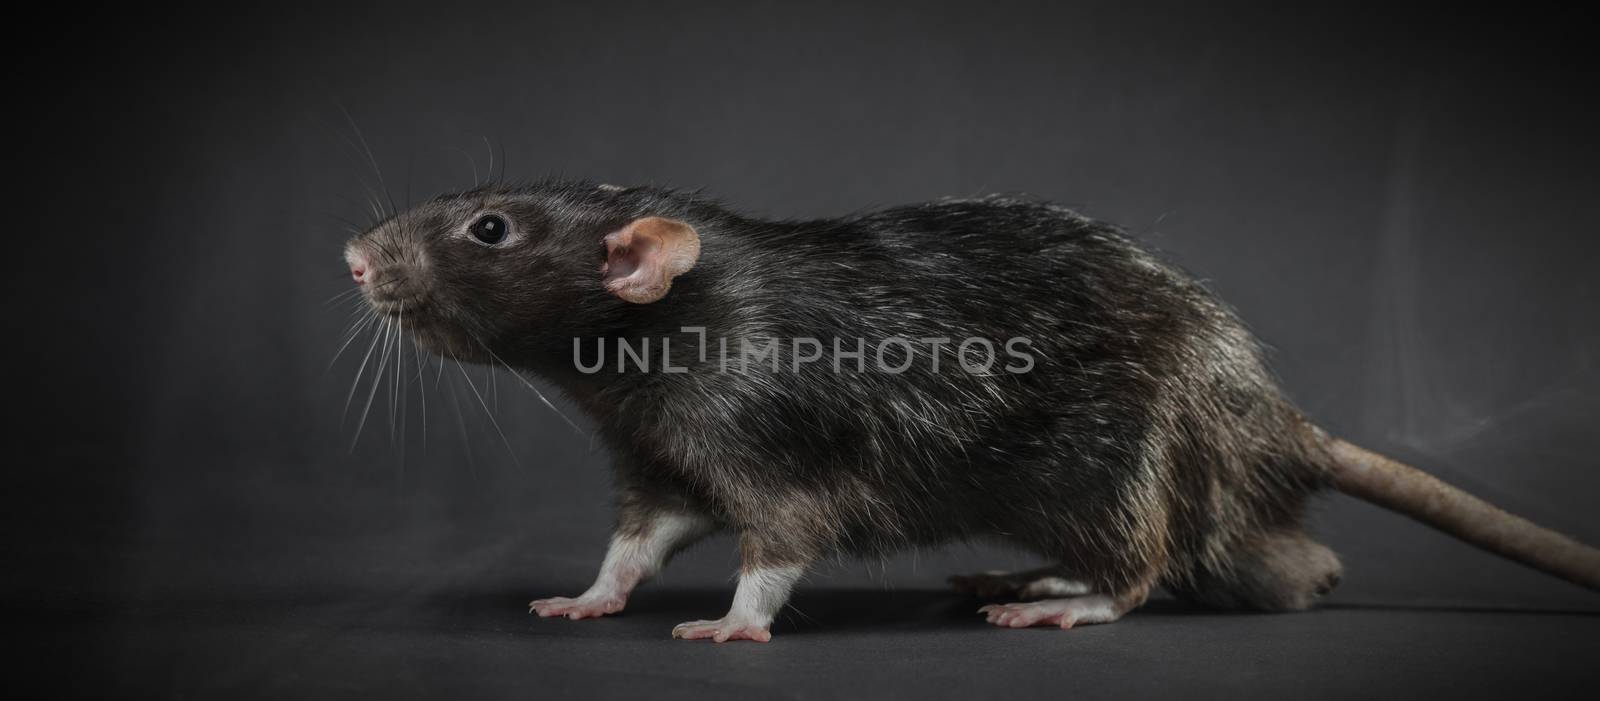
top-left (11, 2), bottom-right (1599, 698)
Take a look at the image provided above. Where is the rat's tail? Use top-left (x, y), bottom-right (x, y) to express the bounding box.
top-left (1324, 436), bottom-right (1600, 591)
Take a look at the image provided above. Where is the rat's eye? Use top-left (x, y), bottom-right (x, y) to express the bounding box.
top-left (469, 214), bottom-right (508, 245)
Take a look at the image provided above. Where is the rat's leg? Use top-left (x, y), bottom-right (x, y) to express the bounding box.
top-left (1173, 529), bottom-right (1342, 611)
top-left (977, 576), bottom-right (1153, 629)
top-left (949, 565), bottom-right (1094, 599)
top-left (530, 500), bottom-right (714, 620)
top-left (671, 531), bottom-right (809, 643)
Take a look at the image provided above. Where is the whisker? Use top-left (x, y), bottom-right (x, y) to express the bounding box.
top-left (411, 337), bottom-right (429, 453)
top-left (333, 192), bottom-right (385, 228)
top-left (453, 356), bottom-right (522, 466)
top-left (395, 305), bottom-right (407, 470)
top-left (489, 354), bottom-right (499, 410)
top-left (363, 188), bottom-right (387, 226)
top-left (451, 146), bottom-right (481, 188)
top-left (339, 104), bottom-right (397, 219)
top-left (343, 317), bottom-right (388, 423)
top-left (328, 310), bottom-right (380, 371)
top-left (403, 150), bottom-right (414, 213)
top-left (496, 139), bottom-right (507, 184)
top-left (314, 113), bottom-right (395, 228)
top-left (333, 295), bottom-right (372, 323)
top-left (324, 212), bottom-right (370, 235)
top-left (389, 304), bottom-right (404, 445)
top-left (445, 379), bottom-right (480, 482)
top-left (350, 317), bottom-right (395, 450)
top-left (323, 286), bottom-right (366, 307)
top-left (483, 135), bottom-right (495, 187)
top-left (478, 343), bottom-right (584, 436)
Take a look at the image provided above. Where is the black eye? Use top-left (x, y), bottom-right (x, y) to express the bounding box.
top-left (469, 215), bottom-right (508, 245)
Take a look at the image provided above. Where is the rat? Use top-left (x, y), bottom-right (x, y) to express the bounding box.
top-left (342, 180), bottom-right (1600, 642)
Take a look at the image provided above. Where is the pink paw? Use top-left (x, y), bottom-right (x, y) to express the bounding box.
top-left (978, 595), bottom-right (1121, 629)
top-left (670, 618), bottom-right (772, 643)
top-left (528, 594), bottom-right (625, 620)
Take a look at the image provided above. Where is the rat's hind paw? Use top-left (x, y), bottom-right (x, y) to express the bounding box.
top-left (671, 618), bottom-right (772, 643)
top-left (979, 595), bottom-right (1124, 629)
top-left (529, 594), bottom-right (625, 620)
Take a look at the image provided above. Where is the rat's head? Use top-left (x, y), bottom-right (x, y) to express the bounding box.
top-left (343, 184), bottom-right (701, 363)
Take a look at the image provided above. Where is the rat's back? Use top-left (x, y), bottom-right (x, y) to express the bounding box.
top-left (651, 196), bottom-right (1332, 594)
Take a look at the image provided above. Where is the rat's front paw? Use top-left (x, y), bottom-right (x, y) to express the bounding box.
top-left (528, 594), bottom-right (625, 620)
top-left (670, 617), bottom-right (772, 643)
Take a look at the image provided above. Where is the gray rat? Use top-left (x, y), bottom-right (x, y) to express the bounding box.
top-left (342, 180), bottom-right (1600, 642)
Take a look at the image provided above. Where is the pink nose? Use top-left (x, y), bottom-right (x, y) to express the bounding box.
top-left (347, 250), bottom-right (370, 285)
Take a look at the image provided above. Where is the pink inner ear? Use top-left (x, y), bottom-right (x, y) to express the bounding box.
top-left (601, 217), bottom-right (699, 304)
top-left (603, 229), bottom-right (654, 291)
top-left (605, 247), bottom-right (640, 280)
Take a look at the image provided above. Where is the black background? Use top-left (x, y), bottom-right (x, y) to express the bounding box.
top-left (11, 2), bottom-right (1600, 698)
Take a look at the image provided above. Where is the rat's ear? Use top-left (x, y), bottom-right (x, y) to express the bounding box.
top-left (601, 216), bottom-right (701, 304)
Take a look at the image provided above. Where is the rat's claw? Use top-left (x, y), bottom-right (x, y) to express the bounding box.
top-left (978, 595), bottom-right (1124, 629)
top-left (529, 595), bottom-right (624, 619)
top-left (671, 618), bottom-right (772, 643)
top-left (979, 602), bottom-right (1053, 627)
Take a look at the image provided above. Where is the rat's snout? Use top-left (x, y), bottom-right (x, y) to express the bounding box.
top-left (347, 249), bottom-right (371, 285)
top-left (344, 237), bottom-right (432, 315)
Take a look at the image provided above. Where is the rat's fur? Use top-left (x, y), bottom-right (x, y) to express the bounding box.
top-left (348, 180), bottom-right (1597, 635)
